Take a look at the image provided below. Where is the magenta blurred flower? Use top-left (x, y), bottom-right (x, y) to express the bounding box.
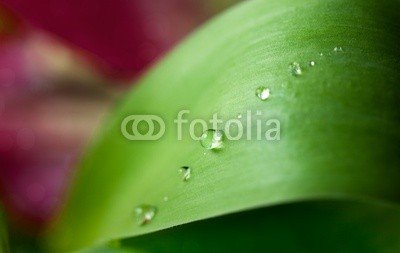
top-left (0, 18), bottom-right (115, 229)
top-left (0, 89), bottom-right (113, 229)
top-left (0, 0), bottom-right (225, 80)
top-left (0, 0), bottom-right (239, 231)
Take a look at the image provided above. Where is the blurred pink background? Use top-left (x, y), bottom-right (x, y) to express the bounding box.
top-left (0, 0), bottom-right (239, 232)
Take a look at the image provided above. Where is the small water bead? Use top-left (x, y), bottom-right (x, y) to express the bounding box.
top-left (319, 52), bottom-right (324, 56)
top-left (200, 129), bottom-right (224, 150)
top-left (333, 46), bottom-right (343, 53)
top-left (134, 204), bottom-right (157, 225)
top-left (163, 196), bottom-right (169, 202)
top-left (237, 114), bottom-right (242, 119)
top-left (309, 61), bottom-right (316, 67)
top-left (289, 62), bottom-right (302, 76)
top-left (255, 86), bottom-right (270, 101)
top-left (179, 166), bottom-right (191, 181)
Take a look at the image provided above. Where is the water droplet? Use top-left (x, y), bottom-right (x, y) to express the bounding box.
top-left (255, 86), bottom-right (270, 101)
top-left (319, 52), bottom-right (324, 56)
top-left (179, 166), bottom-right (191, 181)
top-left (163, 196), bottom-right (169, 202)
top-left (333, 46), bottom-right (343, 52)
top-left (237, 114), bottom-right (242, 119)
top-left (289, 62), bottom-right (302, 76)
top-left (134, 204), bottom-right (157, 225)
top-left (309, 61), bottom-right (316, 67)
top-left (179, 166), bottom-right (192, 181)
top-left (200, 129), bottom-right (224, 150)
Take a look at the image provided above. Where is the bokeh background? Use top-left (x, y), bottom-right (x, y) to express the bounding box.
top-left (0, 0), bottom-right (241, 233)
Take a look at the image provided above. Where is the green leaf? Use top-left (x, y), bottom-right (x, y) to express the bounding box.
top-left (81, 200), bottom-right (400, 253)
top-left (47, 0), bottom-right (400, 251)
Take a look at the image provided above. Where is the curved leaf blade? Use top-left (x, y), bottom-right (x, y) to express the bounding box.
top-left (48, 0), bottom-right (400, 250)
top-left (82, 201), bottom-right (400, 253)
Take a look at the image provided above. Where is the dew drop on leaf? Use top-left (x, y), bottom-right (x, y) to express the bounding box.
top-left (200, 129), bottom-right (224, 150)
top-left (179, 166), bottom-right (191, 181)
top-left (255, 86), bottom-right (270, 101)
top-left (289, 62), bottom-right (302, 76)
top-left (134, 204), bottom-right (157, 226)
top-left (333, 46), bottom-right (343, 52)
top-left (309, 61), bottom-right (316, 67)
